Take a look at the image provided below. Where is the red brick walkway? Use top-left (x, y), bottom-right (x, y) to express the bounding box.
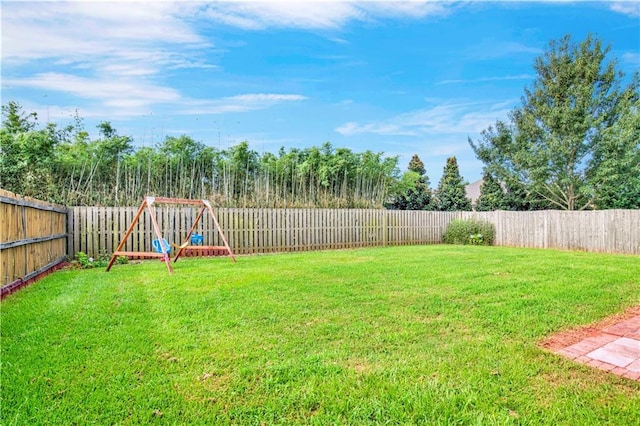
top-left (552, 314), bottom-right (640, 381)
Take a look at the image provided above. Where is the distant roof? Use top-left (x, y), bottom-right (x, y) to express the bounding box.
top-left (465, 179), bottom-right (483, 204)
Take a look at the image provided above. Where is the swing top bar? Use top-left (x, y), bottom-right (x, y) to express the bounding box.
top-left (146, 196), bottom-right (211, 207)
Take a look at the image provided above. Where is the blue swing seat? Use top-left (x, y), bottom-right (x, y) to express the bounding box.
top-left (152, 238), bottom-right (172, 254)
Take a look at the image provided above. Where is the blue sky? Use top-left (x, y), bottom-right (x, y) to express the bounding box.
top-left (2, 1), bottom-right (639, 184)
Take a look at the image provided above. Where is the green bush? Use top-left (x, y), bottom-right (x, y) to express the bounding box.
top-left (94, 250), bottom-right (110, 268)
top-left (75, 251), bottom-right (93, 269)
top-left (443, 219), bottom-right (495, 246)
top-left (75, 250), bottom-right (119, 268)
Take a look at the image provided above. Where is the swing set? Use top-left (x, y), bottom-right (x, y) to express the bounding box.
top-left (106, 196), bottom-right (235, 274)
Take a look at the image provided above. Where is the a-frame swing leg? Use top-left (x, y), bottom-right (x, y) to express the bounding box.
top-left (147, 200), bottom-right (173, 274)
top-left (173, 205), bottom-right (206, 261)
top-left (206, 201), bottom-right (236, 263)
top-left (106, 200), bottom-right (148, 271)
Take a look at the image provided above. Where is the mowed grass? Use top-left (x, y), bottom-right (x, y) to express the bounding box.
top-left (2, 245), bottom-right (639, 425)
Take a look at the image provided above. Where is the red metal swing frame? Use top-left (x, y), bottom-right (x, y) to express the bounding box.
top-left (106, 196), bottom-right (236, 274)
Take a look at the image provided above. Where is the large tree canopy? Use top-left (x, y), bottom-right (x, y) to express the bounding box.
top-left (470, 34), bottom-right (639, 210)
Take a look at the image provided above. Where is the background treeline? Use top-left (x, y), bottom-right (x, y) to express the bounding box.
top-left (0, 103), bottom-right (402, 208)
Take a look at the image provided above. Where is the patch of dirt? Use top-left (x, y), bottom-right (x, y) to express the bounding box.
top-left (353, 362), bottom-right (370, 374)
top-left (340, 358), bottom-right (373, 374)
top-left (540, 305), bottom-right (640, 351)
top-left (197, 371), bottom-right (232, 392)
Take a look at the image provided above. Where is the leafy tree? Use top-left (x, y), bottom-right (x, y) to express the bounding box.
top-left (1, 101), bottom-right (38, 134)
top-left (475, 171), bottom-right (507, 211)
top-left (435, 156), bottom-right (471, 211)
top-left (386, 171), bottom-right (427, 210)
top-left (94, 122), bottom-right (133, 204)
top-left (502, 177), bottom-right (547, 211)
top-left (408, 154), bottom-right (426, 176)
top-left (470, 34), bottom-right (639, 210)
top-left (1, 102), bottom-right (35, 190)
top-left (470, 122), bottom-right (548, 211)
top-left (225, 141), bottom-right (259, 201)
top-left (5, 128), bottom-right (59, 199)
top-left (1, 102), bottom-right (61, 200)
top-left (355, 150), bottom-right (397, 206)
top-left (386, 154), bottom-right (434, 210)
top-left (588, 96), bottom-right (640, 208)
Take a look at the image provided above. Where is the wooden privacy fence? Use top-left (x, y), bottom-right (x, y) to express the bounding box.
top-left (460, 210), bottom-right (640, 255)
top-left (1, 189), bottom-right (68, 295)
top-left (68, 207), bottom-right (457, 258)
top-left (68, 207), bottom-right (639, 258)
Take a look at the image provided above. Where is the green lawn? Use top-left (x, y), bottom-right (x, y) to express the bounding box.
top-left (2, 245), bottom-right (639, 425)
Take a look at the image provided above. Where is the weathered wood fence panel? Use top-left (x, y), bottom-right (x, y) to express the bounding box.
top-left (67, 207), bottom-right (639, 258)
top-left (458, 210), bottom-right (639, 255)
top-left (1, 189), bottom-right (68, 294)
top-left (69, 207), bottom-right (456, 258)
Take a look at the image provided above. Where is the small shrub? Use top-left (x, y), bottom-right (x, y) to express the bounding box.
top-left (75, 250), bottom-right (120, 268)
top-left (443, 219), bottom-right (495, 246)
top-left (75, 251), bottom-right (93, 269)
top-left (93, 250), bottom-right (110, 268)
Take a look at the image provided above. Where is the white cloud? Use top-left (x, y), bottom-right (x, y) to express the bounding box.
top-left (609, 1), bottom-right (640, 17)
top-left (622, 51), bottom-right (640, 67)
top-left (466, 41), bottom-right (543, 60)
top-left (1, 1), bottom-right (217, 113)
top-left (201, 2), bottom-right (365, 30)
top-left (98, 64), bottom-right (159, 78)
top-left (426, 142), bottom-right (470, 158)
top-left (335, 100), bottom-right (514, 137)
top-left (1, 2), bottom-right (204, 63)
top-left (336, 121), bottom-right (418, 137)
top-left (6, 72), bottom-right (180, 103)
top-left (179, 93), bottom-right (308, 115)
top-left (200, 1), bottom-right (448, 30)
top-left (7, 71), bottom-right (306, 118)
top-left (226, 93), bottom-right (307, 103)
top-left (2, 2), bottom-right (302, 119)
top-left (327, 36), bottom-right (351, 45)
top-left (363, 1), bottom-right (448, 19)
top-left (437, 74), bottom-right (535, 85)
